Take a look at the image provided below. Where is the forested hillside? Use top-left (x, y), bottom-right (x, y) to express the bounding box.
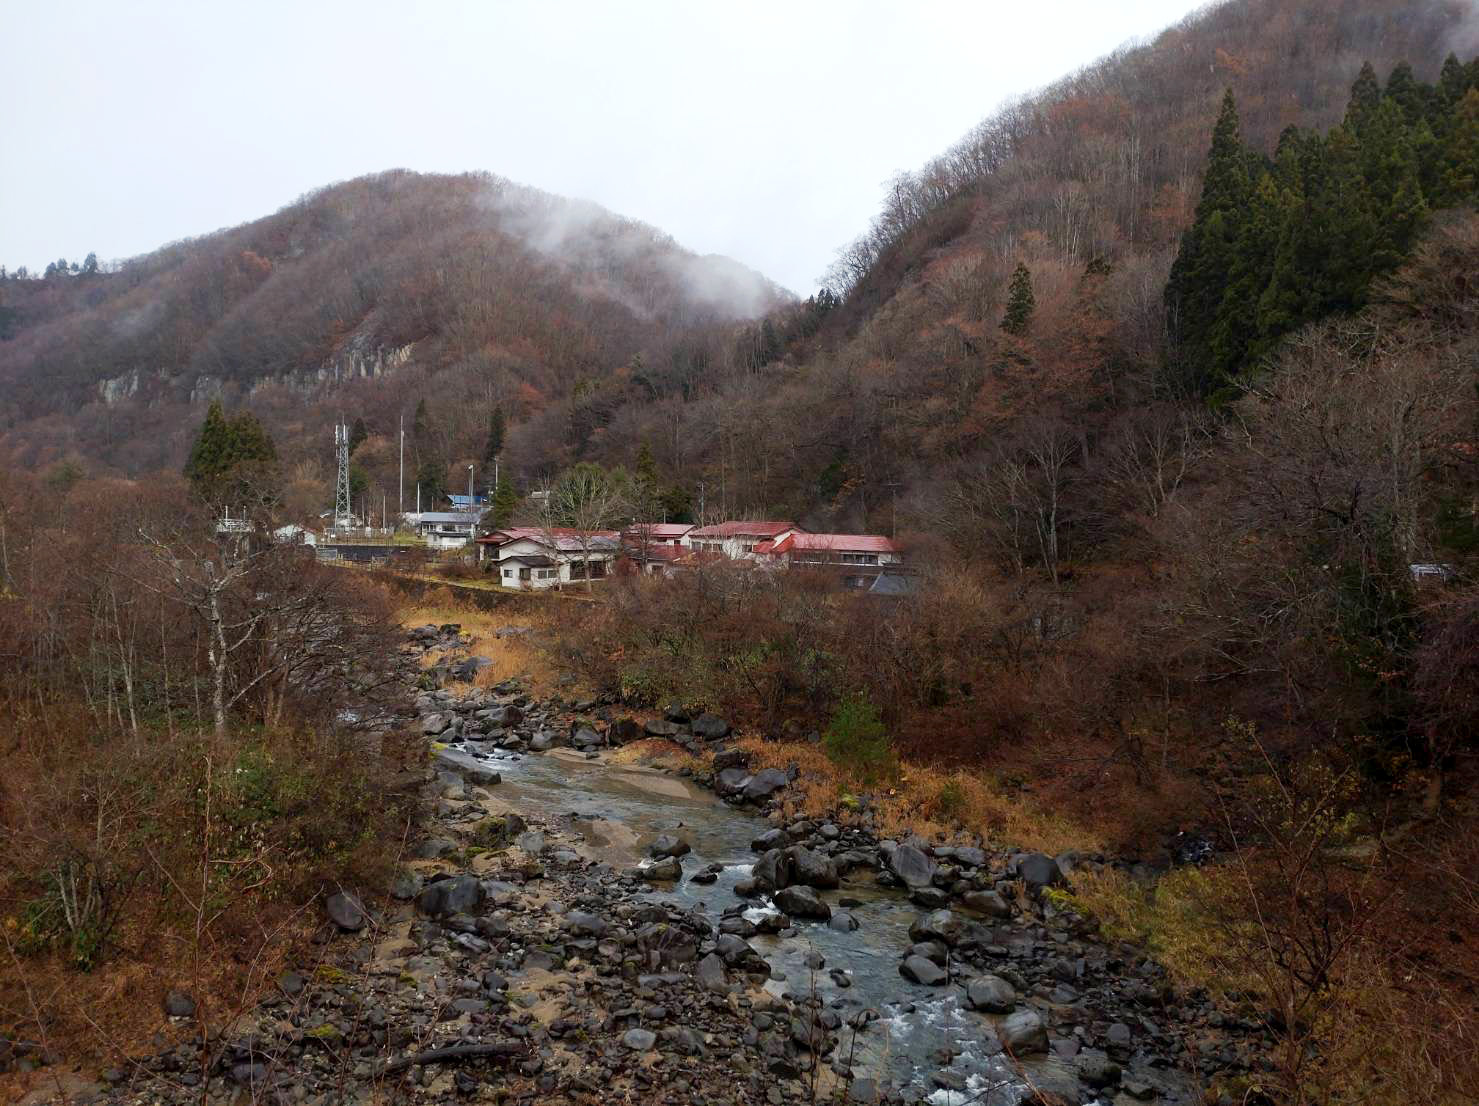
top-left (0, 171), bottom-right (787, 487)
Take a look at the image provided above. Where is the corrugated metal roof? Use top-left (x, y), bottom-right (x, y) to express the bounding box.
top-left (687, 521), bottom-right (799, 539)
top-left (415, 512), bottom-right (480, 524)
top-left (623, 523), bottom-right (694, 539)
top-left (480, 527), bottom-right (619, 553)
top-left (771, 533), bottom-right (899, 554)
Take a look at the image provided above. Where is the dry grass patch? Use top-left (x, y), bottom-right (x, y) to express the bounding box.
top-left (397, 588), bottom-right (566, 697)
top-left (737, 736), bottom-right (1099, 855)
top-left (605, 739), bottom-right (705, 774)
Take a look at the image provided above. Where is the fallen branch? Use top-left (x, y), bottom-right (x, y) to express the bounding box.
top-left (374, 1040), bottom-right (524, 1076)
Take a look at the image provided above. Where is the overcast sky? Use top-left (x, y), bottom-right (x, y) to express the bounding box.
top-left (2, 1), bottom-right (1203, 294)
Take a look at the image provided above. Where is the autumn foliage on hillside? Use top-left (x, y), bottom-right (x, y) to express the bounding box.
top-left (0, 170), bottom-right (787, 496)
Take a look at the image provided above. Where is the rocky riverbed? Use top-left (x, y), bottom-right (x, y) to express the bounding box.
top-left (50, 623), bottom-right (1267, 1105)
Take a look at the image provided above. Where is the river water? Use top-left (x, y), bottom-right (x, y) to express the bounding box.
top-left (438, 742), bottom-right (1103, 1105)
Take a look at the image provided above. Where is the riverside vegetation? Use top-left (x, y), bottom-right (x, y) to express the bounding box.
top-left (2, 1), bottom-right (1478, 1103)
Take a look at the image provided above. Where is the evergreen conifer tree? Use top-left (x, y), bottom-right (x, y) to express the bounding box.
top-left (1345, 62), bottom-right (1382, 134)
top-left (1437, 88), bottom-right (1479, 204)
top-left (184, 402), bottom-right (279, 508)
top-left (347, 417), bottom-right (367, 456)
top-left (1165, 89), bottom-right (1252, 390)
top-left (1000, 262), bottom-right (1035, 335)
top-left (488, 474), bottom-right (520, 527)
top-left (184, 400), bottom-right (232, 497)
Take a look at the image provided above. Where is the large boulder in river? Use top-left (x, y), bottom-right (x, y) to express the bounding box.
top-left (899, 955), bottom-right (947, 986)
top-left (743, 768), bottom-right (789, 802)
top-left (640, 856), bottom-right (683, 882)
top-left (908, 909), bottom-right (962, 947)
top-left (789, 845), bottom-right (839, 890)
top-left (649, 834), bottom-right (691, 859)
top-left (883, 842), bottom-right (936, 888)
top-left (751, 848), bottom-right (793, 892)
top-left (773, 885), bottom-right (831, 920)
top-left (965, 974), bottom-right (1017, 1013)
top-left (421, 713), bottom-right (449, 736)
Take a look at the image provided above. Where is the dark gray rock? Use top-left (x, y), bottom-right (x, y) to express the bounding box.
top-left (696, 952), bottom-right (730, 993)
top-left (773, 885), bottom-right (831, 920)
top-left (751, 848), bottom-right (793, 892)
top-left (899, 955), bottom-right (947, 986)
top-left (649, 834), bottom-right (692, 859)
top-left (644, 719), bottom-right (682, 738)
top-left (571, 726), bottom-right (604, 749)
top-left (751, 828), bottom-right (787, 852)
top-left (908, 909), bottom-right (962, 947)
top-left (712, 747), bottom-right (751, 772)
top-left (608, 718), bottom-right (642, 745)
top-left (962, 889), bottom-right (1012, 917)
top-left (910, 885), bottom-right (951, 909)
top-left (965, 974), bottom-right (1016, 1013)
top-left (743, 768), bottom-right (789, 802)
top-left (1001, 1009), bottom-right (1047, 1054)
top-left (885, 843), bottom-right (936, 888)
top-left (691, 712), bottom-right (730, 739)
top-left (789, 845), bottom-right (839, 890)
top-left (622, 1028), bottom-right (657, 1051)
top-left (715, 767), bottom-right (751, 796)
top-left (1015, 852), bottom-right (1066, 892)
top-left (1074, 1050), bottom-right (1122, 1088)
top-left (565, 911), bottom-right (607, 938)
top-left (416, 874), bottom-right (483, 917)
top-left (828, 911), bottom-right (860, 932)
top-left (421, 713), bottom-right (449, 735)
top-left (325, 891), bottom-right (368, 931)
top-left (163, 991), bottom-right (196, 1018)
top-left (641, 856), bottom-right (683, 881)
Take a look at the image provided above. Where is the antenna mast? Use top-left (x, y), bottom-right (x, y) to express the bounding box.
top-left (334, 420), bottom-right (352, 532)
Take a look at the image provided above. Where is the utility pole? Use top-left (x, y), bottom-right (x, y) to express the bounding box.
top-left (698, 480), bottom-right (706, 526)
top-left (398, 413), bottom-right (404, 519)
top-left (467, 464), bottom-right (475, 540)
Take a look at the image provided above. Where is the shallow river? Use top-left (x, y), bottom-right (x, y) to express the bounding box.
top-left (438, 743), bottom-right (1104, 1105)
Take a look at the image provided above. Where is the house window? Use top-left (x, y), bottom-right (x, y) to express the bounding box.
top-left (502, 568), bottom-right (514, 578)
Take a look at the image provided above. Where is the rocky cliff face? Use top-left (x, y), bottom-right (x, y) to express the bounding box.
top-left (93, 341), bottom-right (417, 408)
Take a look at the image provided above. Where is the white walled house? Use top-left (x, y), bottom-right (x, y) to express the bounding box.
top-left (755, 532), bottom-right (904, 588)
top-left (682, 521), bottom-right (802, 560)
top-left (406, 511), bottom-right (480, 549)
top-left (476, 527), bottom-right (620, 589)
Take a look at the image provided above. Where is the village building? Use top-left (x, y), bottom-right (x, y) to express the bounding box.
top-left (406, 511), bottom-right (481, 548)
top-left (682, 521), bottom-right (802, 559)
top-left (754, 531), bottom-right (904, 588)
top-left (476, 526), bottom-right (621, 590)
top-left (621, 522), bottom-right (694, 573)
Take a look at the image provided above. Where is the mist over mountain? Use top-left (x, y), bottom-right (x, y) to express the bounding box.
top-left (0, 170), bottom-right (787, 476)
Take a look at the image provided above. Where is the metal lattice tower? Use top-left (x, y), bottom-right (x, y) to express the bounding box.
top-left (334, 421), bottom-right (352, 531)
